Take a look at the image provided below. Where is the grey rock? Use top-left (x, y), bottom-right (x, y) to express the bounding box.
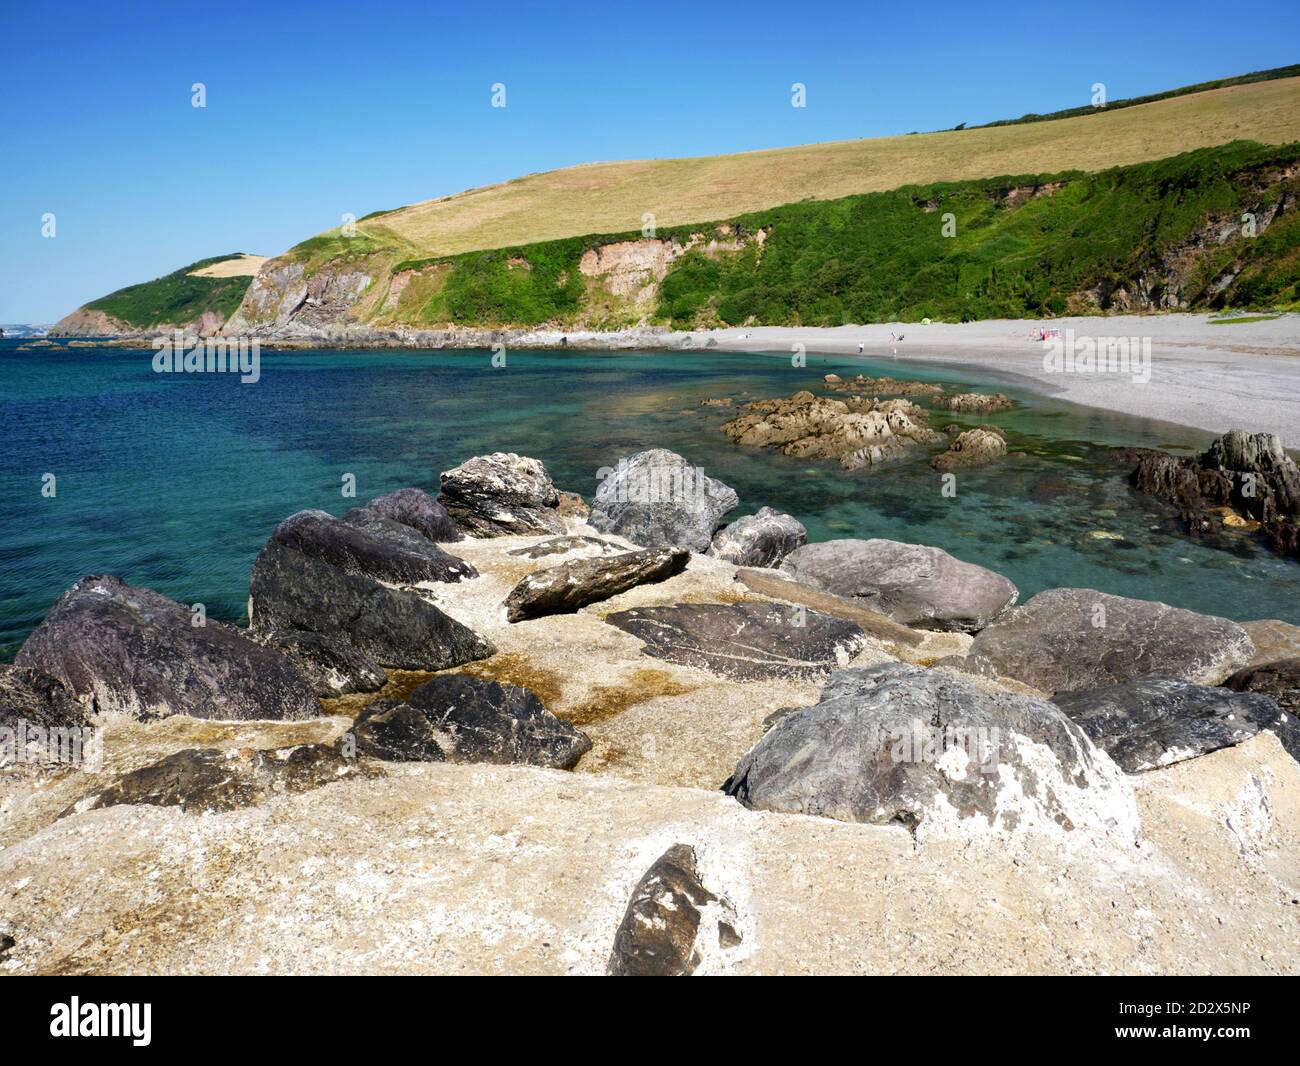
top-left (352, 673), bottom-right (591, 769)
top-left (65, 739), bottom-right (372, 815)
top-left (605, 601), bottom-right (867, 681)
top-left (724, 661), bottom-right (1133, 837)
top-left (504, 548), bottom-right (689, 622)
top-left (1054, 675), bottom-right (1290, 771)
top-left (1223, 658), bottom-right (1300, 760)
top-left (271, 509), bottom-right (476, 584)
top-left (588, 449), bottom-right (739, 552)
top-left (15, 575), bottom-right (321, 721)
top-left (506, 535), bottom-right (624, 559)
top-left (438, 452), bottom-right (565, 536)
top-left (363, 486), bottom-right (463, 542)
top-left (708, 507), bottom-right (807, 567)
top-left (780, 538), bottom-right (1018, 633)
top-left (966, 589), bottom-right (1255, 694)
top-left (252, 628), bottom-right (387, 697)
top-left (0, 665), bottom-right (85, 730)
top-left (1240, 619), bottom-right (1300, 668)
top-left (249, 542), bottom-right (495, 670)
top-left (607, 844), bottom-right (740, 976)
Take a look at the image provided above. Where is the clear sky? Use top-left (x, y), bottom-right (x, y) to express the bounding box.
top-left (2, 0), bottom-right (1297, 322)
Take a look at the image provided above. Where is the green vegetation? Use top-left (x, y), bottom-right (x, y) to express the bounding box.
top-left (84, 255), bottom-right (255, 328)
top-left (973, 63), bottom-right (1300, 129)
top-left (1208, 313), bottom-right (1283, 324)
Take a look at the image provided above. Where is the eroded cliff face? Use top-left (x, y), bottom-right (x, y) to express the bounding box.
top-left (51, 306), bottom-right (228, 339)
top-left (225, 258), bottom-right (376, 336)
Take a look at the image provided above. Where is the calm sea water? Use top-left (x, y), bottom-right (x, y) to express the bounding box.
top-left (2, 339), bottom-right (1297, 658)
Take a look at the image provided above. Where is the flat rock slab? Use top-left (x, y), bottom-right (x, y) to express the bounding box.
top-left (1054, 675), bottom-right (1289, 772)
top-left (604, 602), bottom-right (867, 681)
top-left (1241, 619), bottom-right (1300, 668)
top-left (588, 448), bottom-right (739, 552)
top-left (504, 548), bottom-right (689, 622)
top-left (439, 453), bottom-right (565, 536)
top-left (64, 741), bottom-right (371, 816)
top-left (352, 673), bottom-right (591, 769)
top-left (966, 588), bottom-right (1255, 695)
top-left (272, 509), bottom-right (476, 584)
top-left (1223, 658), bottom-right (1300, 760)
top-left (708, 507), bottom-right (807, 568)
top-left (507, 536), bottom-right (624, 559)
top-left (733, 568), bottom-right (923, 649)
top-left (724, 661), bottom-right (1135, 840)
top-left (607, 844), bottom-right (741, 976)
top-left (363, 487), bottom-right (463, 542)
top-left (15, 575), bottom-right (321, 722)
top-left (250, 542), bottom-right (495, 671)
top-left (780, 538), bottom-right (1018, 632)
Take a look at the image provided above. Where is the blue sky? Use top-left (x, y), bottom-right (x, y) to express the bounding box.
top-left (2, 0), bottom-right (1297, 322)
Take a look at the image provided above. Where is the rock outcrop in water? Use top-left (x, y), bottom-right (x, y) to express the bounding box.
top-left (588, 449), bottom-right (739, 552)
top-left (438, 453), bottom-right (566, 536)
top-left (937, 392), bottom-right (1015, 414)
top-left (780, 538), bottom-right (1018, 633)
top-left (931, 426), bottom-right (1008, 470)
top-left (15, 575), bottom-right (321, 721)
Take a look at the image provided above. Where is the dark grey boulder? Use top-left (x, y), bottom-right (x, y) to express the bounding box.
top-left (1223, 658), bottom-right (1300, 760)
top-left (252, 628), bottom-right (387, 697)
top-left (708, 507), bottom-right (807, 568)
top-left (438, 452), bottom-right (565, 536)
top-left (724, 661), bottom-right (1134, 837)
top-left (966, 588), bottom-right (1255, 695)
top-left (504, 548), bottom-right (689, 622)
top-left (780, 538), bottom-right (1018, 632)
top-left (15, 575), bottom-right (321, 721)
top-left (249, 542), bottom-right (495, 671)
top-left (351, 673), bottom-right (591, 769)
top-left (588, 449), bottom-right (739, 552)
top-left (607, 844), bottom-right (741, 976)
top-left (0, 665), bottom-right (85, 730)
top-left (64, 739), bottom-right (372, 816)
top-left (363, 487), bottom-right (463, 542)
top-left (605, 601), bottom-right (867, 681)
top-left (270, 509), bottom-right (476, 584)
top-left (1054, 675), bottom-right (1290, 771)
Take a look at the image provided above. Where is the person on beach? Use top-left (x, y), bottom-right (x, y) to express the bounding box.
top-left (857, 342), bottom-right (864, 354)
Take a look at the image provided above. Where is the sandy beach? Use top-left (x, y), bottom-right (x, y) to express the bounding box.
top-left (702, 314), bottom-right (1300, 447)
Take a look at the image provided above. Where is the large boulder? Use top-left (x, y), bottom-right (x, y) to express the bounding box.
top-left (269, 509), bottom-right (476, 584)
top-left (707, 507), bottom-right (807, 568)
top-left (965, 589), bottom-right (1255, 695)
top-left (503, 548), bottom-right (688, 622)
top-left (251, 628), bottom-right (387, 697)
top-left (351, 674), bottom-right (591, 769)
top-left (15, 575), bottom-right (321, 721)
top-left (605, 601), bottom-right (867, 681)
top-left (1223, 658), bottom-right (1300, 760)
top-left (724, 661), bottom-right (1136, 841)
top-left (607, 844), bottom-right (741, 977)
top-left (588, 449), bottom-right (738, 552)
top-left (0, 666), bottom-right (88, 774)
top-left (363, 487), bottom-right (463, 542)
top-left (1053, 676), bottom-right (1291, 772)
top-left (780, 538), bottom-right (1018, 633)
top-left (438, 453), bottom-right (565, 536)
top-left (249, 542), bottom-right (494, 671)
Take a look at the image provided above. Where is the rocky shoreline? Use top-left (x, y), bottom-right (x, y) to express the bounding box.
top-left (3, 440), bottom-right (1299, 974)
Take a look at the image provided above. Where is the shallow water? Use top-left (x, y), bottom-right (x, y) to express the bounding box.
top-left (2, 340), bottom-right (1296, 658)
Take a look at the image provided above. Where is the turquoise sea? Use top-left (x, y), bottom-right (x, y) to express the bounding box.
top-left (3, 339), bottom-right (1297, 659)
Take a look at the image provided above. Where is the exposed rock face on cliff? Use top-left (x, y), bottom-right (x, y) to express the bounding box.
top-left (722, 391), bottom-right (943, 470)
top-left (1123, 429), bottom-right (1300, 558)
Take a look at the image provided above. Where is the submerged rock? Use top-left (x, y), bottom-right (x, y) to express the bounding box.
top-left (607, 844), bottom-right (740, 976)
top-left (605, 601), bottom-right (867, 680)
top-left (724, 661), bottom-right (1134, 840)
top-left (363, 487), bottom-right (463, 543)
top-left (15, 575), bottom-right (321, 721)
top-left (937, 392), bottom-right (1014, 414)
top-left (588, 448), bottom-right (739, 552)
top-left (438, 452), bottom-right (565, 536)
top-left (780, 538), bottom-right (1018, 633)
top-left (270, 509), bottom-right (476, 584)
top-left (352, 673), bottom-right (591, 769)
top-left (65, 739), bottom-right (369, 815)
top-left (931, 427), bottom-right (1007, 471)
top-left (966, 588), bottom-right (1255, 695)
top-left (252, 628), bottom-right (387, 697)
top-left (1053, 676), bottom-right (1290, 772)
top-left (1223, 658), bottom-right (1300, 760)
top-left (503, 548), bottom-right (689, 622)
top-left (249, 542), bottom-right (495, 670)
top-left (707, 507), bottom-right (807, 568)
